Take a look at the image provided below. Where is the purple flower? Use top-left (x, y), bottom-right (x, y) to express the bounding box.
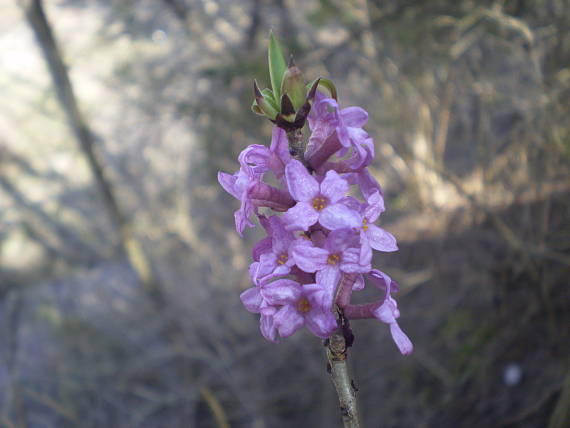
top-left (346, 169), bottom-right (383, 199)
top-left (268, 126), bottom-right (292, 184)
top-left (360, 192), bottom-right (398, 252)
top-left (306, 93), bottom-right (373, 171)
top-left (259, 314), bottom-right (278, 342)
top-left (291, 228), bottom-right (371, 300)
top-left (282, 160), bottom-right (360, 231)
top-left (256, 216), bottom-right (310, 280)
top-left (218, 147), bottom-right (295, 236)
top-left (240, 277), bottom-right (302, 317)
top-left (218, 168), bottom-right (258, 235)
top-left (252, 215), bottom-right (273, 261)
top-left (339, 190), bottom-right (396, 267)
top-left (218, 74), bottom-right (411, 352)
top-left (240, 128), bottom-right (290, 183)
top-left (369, 270), bottom-right (413, 355)
top-left (272, 282), bottom-right (338, 339)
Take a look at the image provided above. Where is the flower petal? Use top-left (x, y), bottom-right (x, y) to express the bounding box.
top-left (367, 225), bottom-right (398, 252)
top-left (368, 269), bottom-right (394, 296)
top-left (217, 171), bottom-right (239, 199)
top-left (262, 279), bottom-right (302, 305)
top-left (340, 248), bottom-right (370, 273)
top-left (319, 203), bottom-right (361, 230)
top-left (359, 234), bottom-right (373, 267)
top-left (357, 169), bottom-right (383, 199)
top-left (305, 308), bottom-right (338, 338)
top-left (282, 202), bottom-right (319, 231)
top-left (340, 106), bottom-right (368, 128)
top-left (260, 314), bottom-right (278, 343)
top-left (269, 126), bottom-right (291, 166)
top-left (316, 266), bottom-right (341, 299)
top-left (252, 236), bottom-right (272, 262)
top-left (234, 204), bottom-right (255, 237)
top-left (269, 215), bottom-right (294, 253)
top-left (285, 159), bottom-right (318, 202)
top-left (320, 170), bottom-right (349, 203)
top-left (325, 228), bottom-right (359, 253)
top-left (258, 252), bottom-right (278, 276)
top-left (291, 245), bottom-right (329, 273)
top-left (363, 191), bottom-right (385, 222)
top-left (373, 296), bottom-right (399, 324)
top-left (389, 322), bottom-right (413, 355)
top-left (239, 144), bottom-right (272, 175)
top-left (352, 274), bottom-right (365, 291)
top-left (240, 287), bottom-right (262, 313)
top-left (273, 305), bottom-right (305, 338)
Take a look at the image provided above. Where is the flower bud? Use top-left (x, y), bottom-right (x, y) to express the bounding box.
top-left (253, 80), bottom-right (278, 119)
top-left (281, 57), bottom-right (306, 111)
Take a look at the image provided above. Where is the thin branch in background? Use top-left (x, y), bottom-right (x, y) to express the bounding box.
top-left (434, 67), bottom-right (455, 167)
top-left (161, 0), bottom-right (189, 24)
top-left (246, 0), bottom-right (262, 51)
top-left (20, 0), bottom-right (157, 295)
top-left (548, 370), bottom-right (570, 428)
top-left (200, 387), bottom-right (230, 428)
top-left (0, 174), bottom-right (101, 264)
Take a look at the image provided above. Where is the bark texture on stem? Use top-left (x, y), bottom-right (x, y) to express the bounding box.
top-left (326, 310), bottom-right (361, 428)
top-left (286, 128), bottom-right (308, 168)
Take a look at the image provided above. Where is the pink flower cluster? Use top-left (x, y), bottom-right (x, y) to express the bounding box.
top-left (218, 93), bottom-right (413, 355)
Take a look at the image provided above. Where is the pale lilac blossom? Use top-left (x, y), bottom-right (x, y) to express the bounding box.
top-left (282, 160), bottom-right (360, 231)
top-left (273, 282), bottom-right (338, 339)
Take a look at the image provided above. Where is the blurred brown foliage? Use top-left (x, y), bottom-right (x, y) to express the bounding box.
top-left (0, 0), bottom-right (569, 427)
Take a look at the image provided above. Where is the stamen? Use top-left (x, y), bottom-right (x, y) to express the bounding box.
top-left (277, 253), bottom-right (288, 265)
top-left (327, 253), bottom-right (341, 265)
top-left (312, 196), bottom-right (328, 211)
top-left (362, 218), bottom-right (369, 231)
top-left (297, 297), bottom-right (311, 313)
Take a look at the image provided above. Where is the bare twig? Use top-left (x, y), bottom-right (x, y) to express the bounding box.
top-left (326, 311), bottom-right (360, 428)
top-left (413, 154), bottom-right (570, 267)
top-left (548, 370), bottom-right (570, 428)
top-left (22, 387), bottom-right (79, 425)
top-left (200, 387), bottom-right (230, 428)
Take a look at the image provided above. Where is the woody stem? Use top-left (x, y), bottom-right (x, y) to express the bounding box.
top-left (326, 308), bottom-right (361, 428)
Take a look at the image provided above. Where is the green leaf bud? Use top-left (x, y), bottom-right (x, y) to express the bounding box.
top-left (281, 57), bottom-right (306, 111)
top-left (253, 80), bottom-right (278, 119)
top-left (268, 30), bottom-right (287, 102)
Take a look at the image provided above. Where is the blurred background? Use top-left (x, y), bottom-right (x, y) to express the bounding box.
top-left (1, 0), bottom-right (569, 427)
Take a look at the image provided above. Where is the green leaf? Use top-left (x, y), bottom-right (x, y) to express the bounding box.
top-left (307, 77), bottom-right (338, 100)
top-left (261, 88), bottom-right (280, 111)
top-left (253, 80), bottom-right (279, 119)
top-left (251, 100), bottom-right (264, 115)
top-left (268, 30), bottom-right (287, 103)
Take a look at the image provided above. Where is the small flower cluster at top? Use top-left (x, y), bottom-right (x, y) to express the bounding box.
top-left (218, 34), bottom-right (412, 355)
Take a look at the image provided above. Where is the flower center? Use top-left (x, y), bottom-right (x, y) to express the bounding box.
top-left (362, 218), bottom-right (369, 231)
top-left (327, 253), bottom-right (341, 265)
top-left (277, 253), bottom-right (288, 265)
top-left (297, 297), bottom-right (311, 313)
top-left (312, 196), bottom-right (328, 211)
